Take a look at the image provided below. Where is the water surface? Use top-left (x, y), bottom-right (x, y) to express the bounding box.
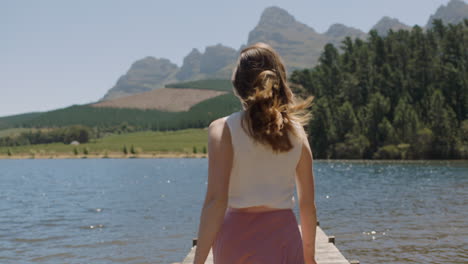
top-left (0, 159), bottom-right (466, 263)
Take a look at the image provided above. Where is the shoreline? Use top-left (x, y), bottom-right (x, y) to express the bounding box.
top-left (0, 152), bottom-right (208, 159)
top-left (0, 153), bottom-right (466, 164)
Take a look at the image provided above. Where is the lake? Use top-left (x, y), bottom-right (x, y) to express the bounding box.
top-left (0, 159), bottom-right (467, 264)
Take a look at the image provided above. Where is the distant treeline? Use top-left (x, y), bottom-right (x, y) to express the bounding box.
top-left (165, 79), bottom-right (234, 92)
top-left (290, 19), bottom-right (468, 159)
top-left (0, 93), bottom-right (242, 134)
top-left (0, 125), bottom-right (92, 147)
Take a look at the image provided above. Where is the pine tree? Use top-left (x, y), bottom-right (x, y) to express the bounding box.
top-left (393, 97), bottom-right (419, 143)
top-left (287, 20), bottom-right (468, 159)
top-left (428, 90), bottom-right (457, 158)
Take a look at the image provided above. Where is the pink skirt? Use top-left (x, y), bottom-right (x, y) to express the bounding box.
top-left (213, 208), bottom-right (305, 264)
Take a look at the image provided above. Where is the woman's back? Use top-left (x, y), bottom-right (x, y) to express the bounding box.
top-left (194, 42), bottom-right (317, 264)
top-left (226, 110), bottom-right (304, 209)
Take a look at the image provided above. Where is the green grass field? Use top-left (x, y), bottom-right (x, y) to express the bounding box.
top-left (0, 128), bottom-right (33, 137)
top-left (0, 78), bottom-right (239, 158)
top-left (0, 128), bottom-right (209, 157)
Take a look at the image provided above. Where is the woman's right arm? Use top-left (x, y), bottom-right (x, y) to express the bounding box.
top-left (296, 136), bottom-right (317, 264)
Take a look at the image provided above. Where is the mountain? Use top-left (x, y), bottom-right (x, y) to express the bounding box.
top-left (324, 23), bottom-right (368, 46)
top-left (100, 2), bottom-right (468, 101)
top-left (102, 6), bottom-right (369, 100)
top-left (426, 0), bottom-right (468, 28)
top-left (101, 57), bottom-right (179, 101)
top-left (371, 16), bottom-right (411, 36)
top-left (175, 48), bottom-right (202, 81)
top-left (102, 44), bottom-right (237, 101)
top-left (176, 44), bottom-right (238, 81)
top-left (246, 6), bottom-right (330, 72)
top-left (199, 44), bottom-right (237, 75)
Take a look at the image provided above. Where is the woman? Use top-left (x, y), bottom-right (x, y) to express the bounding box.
top-left (193, 42), bottom-right (317, 264)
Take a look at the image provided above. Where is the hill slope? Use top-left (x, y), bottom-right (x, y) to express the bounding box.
top-left (0, 92), bottom-right (241, 131)
top-left (92, 87), bottom-right (227, 112)
top-left (101, 57), bottom-right (179, 100)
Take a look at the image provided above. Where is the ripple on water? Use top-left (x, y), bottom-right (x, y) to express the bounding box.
top-left (91, 256), bottom-right (146, 262)
top-left (0, 247), bottom-right (16, 252)
top-left (0, 159), bottom-right (466, 264)
top-left (13, 235), bottom-right (69, 243)
top-left (86, 207), bottom-right (104, 213)
top-left (79, 224), bottom-right (105, 229)
top-left (0, 256), bottom-right (19, 261)
top-left (30, 252), bottom-right (76, 262)
top-left (62, 239), bottom-right (129, 248)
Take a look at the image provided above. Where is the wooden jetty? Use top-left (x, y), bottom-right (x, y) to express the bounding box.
top-left (177, 221), bottom-right (359, 264)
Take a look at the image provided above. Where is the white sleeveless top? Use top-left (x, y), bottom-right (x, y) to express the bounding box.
top-left (225, 110), bottom-right (304, 209)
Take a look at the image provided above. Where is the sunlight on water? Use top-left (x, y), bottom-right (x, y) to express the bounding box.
top-left (0, 159), bottom-right (466, 263)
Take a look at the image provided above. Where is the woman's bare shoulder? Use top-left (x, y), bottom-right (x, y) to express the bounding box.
top-left (208, 116), bottom-right (230, 140)
top-left (290, 119), bottom-right (307, 140)
top-left (209, 116), bottom-right (228, 129)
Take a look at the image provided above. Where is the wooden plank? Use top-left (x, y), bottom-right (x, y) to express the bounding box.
top-left (180, 226), bottom-right (355, 264)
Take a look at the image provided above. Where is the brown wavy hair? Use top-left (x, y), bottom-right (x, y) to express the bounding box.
top-left (232, 42), bottom-right (314, 153)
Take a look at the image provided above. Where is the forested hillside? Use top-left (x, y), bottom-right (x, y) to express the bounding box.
top-left (0, 93), bottom-right (241, 132)
top-left (290, 19), bottom-right (468, 159)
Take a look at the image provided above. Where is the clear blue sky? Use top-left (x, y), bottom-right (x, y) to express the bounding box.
top-left (1, 0), bottom-right (453, 117)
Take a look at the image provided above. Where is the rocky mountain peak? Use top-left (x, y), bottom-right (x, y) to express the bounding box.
top-left (100, 57), bottom-right (179, 101)
top-left (187, 48), bottom-right (201, 57)
top-left (175, 48), bottom-right (202, 81)
top-left (100, 2), bottom-right (467, 101)
top-left (426, 0), bottom-right (468, 28)
top-left (372, 16), bottom-right (410, 36)
top-left (258, 6), bottom-right (297, 28)
top-left (325, 23), bottom-right (366, 38)
top-left (447, 0), bottom-right (467, 8)
top-left (131, 56), bottom-right (174, 70)
top-left (200, 44), bottom-right (237, 75)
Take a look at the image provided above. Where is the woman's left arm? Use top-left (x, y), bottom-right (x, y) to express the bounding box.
top-left (193, 118), bottom-right (233, 264)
